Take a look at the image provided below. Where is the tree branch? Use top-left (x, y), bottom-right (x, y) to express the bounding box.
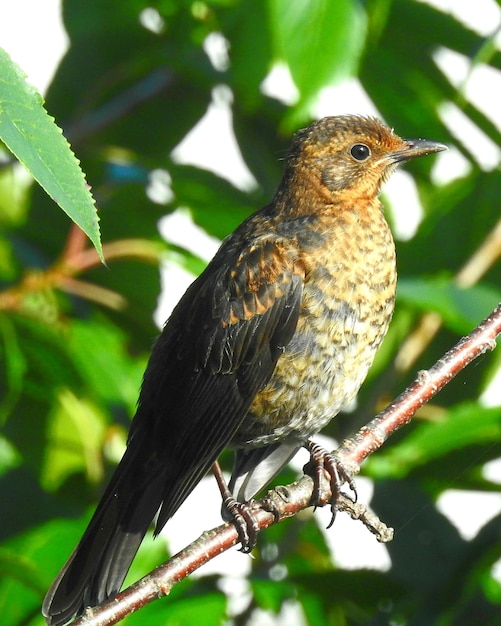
top-left (70, 302), bottom-right (501, 626)
top-left (0, 224), bottom-right (163, 313)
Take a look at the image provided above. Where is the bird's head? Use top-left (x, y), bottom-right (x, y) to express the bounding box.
top-left (289, 115), bottom-right (447, 200)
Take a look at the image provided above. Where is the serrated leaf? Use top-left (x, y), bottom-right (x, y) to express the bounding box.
top-left (0, 48), bottom-right (103, 262)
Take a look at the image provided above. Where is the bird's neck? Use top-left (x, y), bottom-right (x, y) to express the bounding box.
top-left (271, 166), bottom-right (383, 220)
top-left (271, 167), bottom-right (333, 217)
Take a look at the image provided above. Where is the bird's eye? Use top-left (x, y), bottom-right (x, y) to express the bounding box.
top-left (350, 144), bottom-right (371, 161)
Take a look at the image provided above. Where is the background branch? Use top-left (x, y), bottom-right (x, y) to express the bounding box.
top-left (0, 224), bottom-right (163, 312)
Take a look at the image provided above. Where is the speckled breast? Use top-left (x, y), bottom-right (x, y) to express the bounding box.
top-left (234, 202), bottom-right (397, 448)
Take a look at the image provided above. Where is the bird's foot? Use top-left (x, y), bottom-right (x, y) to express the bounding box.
top-left (213, 460), bottom-right (275, 552)
top-left (223, 496), bottom-right (260, 553)
top-left (303, 440), bottom-right (357, 528)
top-left (223, 495), bottom-right (281, 553)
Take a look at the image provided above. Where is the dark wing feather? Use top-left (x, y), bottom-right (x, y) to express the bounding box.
top-left (142, 237), bottom-right (304, 529)
top-left (43, 234), bottom-right (304, 625)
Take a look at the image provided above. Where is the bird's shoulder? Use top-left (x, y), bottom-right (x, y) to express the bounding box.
top-left (152, 215), bottom-right (306, 377)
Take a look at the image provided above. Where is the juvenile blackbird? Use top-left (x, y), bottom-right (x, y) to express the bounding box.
top-left (43, 115), bottom-right (446, 625)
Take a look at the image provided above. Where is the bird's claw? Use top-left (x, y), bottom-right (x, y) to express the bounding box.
top-left (223, 497), bottom-right (260, 553)
top-left (303, 440), bottom-right (357, 528)
top-left (223, 495), bottom-right (281, 552)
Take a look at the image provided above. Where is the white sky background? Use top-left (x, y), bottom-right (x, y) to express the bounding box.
top-left (1, 0), bottom-right (501, 610)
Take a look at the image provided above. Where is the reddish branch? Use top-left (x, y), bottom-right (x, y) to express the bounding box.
top-left (70, 302), bottom-right (501, 626)
top-left (0, 225), bottom-right (162, 313)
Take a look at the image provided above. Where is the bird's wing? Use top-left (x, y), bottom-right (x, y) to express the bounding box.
top-left (43, 236), bottom-right (306, 625)
top-left (133, 236), bottom-right (305, 530)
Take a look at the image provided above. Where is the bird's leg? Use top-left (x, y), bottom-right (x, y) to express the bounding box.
top-left (212, 461), bottom-right (260, 553)
top-left (303, 440), bottom-right (357, 528)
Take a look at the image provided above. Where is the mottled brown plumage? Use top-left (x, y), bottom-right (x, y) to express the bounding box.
top-left (43, 115), bottom-right (446, 625)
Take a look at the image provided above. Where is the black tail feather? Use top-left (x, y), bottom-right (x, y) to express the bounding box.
top-left (42, 430), bottom-right (165, 626)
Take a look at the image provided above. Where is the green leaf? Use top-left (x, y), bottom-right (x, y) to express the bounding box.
top-left (0, 48), bottom-right (103, 262)
top-left (0, 515), bottom-right (90, 626)
top-left (125, 588), bottom-right (227, 626)
top-left (252, 579), bottom-right (294, 614)
top-left (269, 0), bottom-right (366, 115)
top-left (0, 314), bottom-right (26, 423)
top-left (67, 316), bottom-right (146, 411)
top-left (41, 389), bottom-right (108, 491)
top-left (368, 403), bottom-right (501, 479)
top-left (0, 436), bottom-right (20, 477)
top-left (0, 157), bottom-right (30, 225)
top-left (5, 314), bottom-right (82, 402)
top-left (0, 545), bottom-right (45, 625)
top-left (225, 0), bottom-right (273, 107)
top-left (397, 277), bottom-right (501, 334)
top-left (292, 569), bottom-right (403, 611)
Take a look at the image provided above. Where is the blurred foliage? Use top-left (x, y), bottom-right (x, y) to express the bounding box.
top-left (1, 0), bottom-right (501, 625)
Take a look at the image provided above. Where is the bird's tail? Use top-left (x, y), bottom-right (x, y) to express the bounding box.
top-left (42, 429), bottom-right (165, 626)
top-left (228, 441), bottom-right (300, 504)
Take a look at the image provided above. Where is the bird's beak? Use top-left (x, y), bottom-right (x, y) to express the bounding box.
top-left (391, 138), bottom-right (448, 163)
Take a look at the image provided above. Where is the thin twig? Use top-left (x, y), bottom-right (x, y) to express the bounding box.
top-left (0, 236), bottom-right (163, 313)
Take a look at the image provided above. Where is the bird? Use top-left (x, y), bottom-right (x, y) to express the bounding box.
top-left (42, 115), bottom-right (446, 625)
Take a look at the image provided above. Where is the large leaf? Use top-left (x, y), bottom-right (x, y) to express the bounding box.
top-left (2, 2), bottom-right (501, 625)
top-left (41, 389), bottom-right (108, 491)
top-left (269, 0), bottom-right (366, 119)
top-left (224, 0), bottom-right (273, 108)
top-left (0, 515), bottom-right (90, 626)
top-left (0, 48), bottom-right (103, 262)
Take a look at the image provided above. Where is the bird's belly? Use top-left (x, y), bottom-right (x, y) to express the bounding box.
top-left (234, 280), bottom-right (395, 448)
